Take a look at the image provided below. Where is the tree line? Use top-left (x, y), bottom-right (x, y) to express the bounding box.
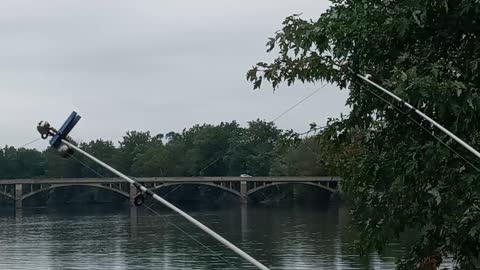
top-left (0, 119), bottom-right (327, 180)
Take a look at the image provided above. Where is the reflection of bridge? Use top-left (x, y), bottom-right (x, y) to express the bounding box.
top-left (0, 176), bottom-right (341, 208)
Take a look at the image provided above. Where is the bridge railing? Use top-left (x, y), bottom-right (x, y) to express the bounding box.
top-left (0, 176), bottom-right (341, 185)
top-left (0, 176), bottom-right (341, 208)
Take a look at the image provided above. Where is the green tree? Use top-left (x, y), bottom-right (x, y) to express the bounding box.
top-left (131, 135), bottom-right (171, 176)
top-left (79, 139), bottom-right (118, 177)
top-left (270, 136), bottom-right (326, 176)
top-left (212, 119), bottom-right (285, 176)
top-left (164, 131), bottom-right (190, 176)
top-left (44, 146), bottom-right (83, 178)
top-left (0, 148), bottom-right (5, 179)
top-left (248, 1), bottom-right (480, 268)
top-left (116, 131), bottom-right (158, 175)
top-left (16, 148), bottom-right (46, 178)
top-left (183, 122), bottom-right (241, 176)
top-left (0, 146), bottom-right (46, 178)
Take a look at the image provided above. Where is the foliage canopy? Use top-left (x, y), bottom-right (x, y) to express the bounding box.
top-left (248, 0), bottom-right (480, 268)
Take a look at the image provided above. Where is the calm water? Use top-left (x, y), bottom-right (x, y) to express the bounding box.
top-left (0, 203), bottom-right (405, 270)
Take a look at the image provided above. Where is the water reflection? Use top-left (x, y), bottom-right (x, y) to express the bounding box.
top-left (0, 203), bottom-right (404, 269)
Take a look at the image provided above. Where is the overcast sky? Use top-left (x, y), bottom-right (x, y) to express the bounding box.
top-left (0, 0), bottom-right (349, 148)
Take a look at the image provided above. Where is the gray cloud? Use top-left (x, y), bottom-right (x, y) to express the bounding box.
top-left (0, 0), bottom-right (349, 148)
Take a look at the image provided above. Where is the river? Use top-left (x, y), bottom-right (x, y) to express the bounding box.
top-left (0, 203), bottom-right (406, 269)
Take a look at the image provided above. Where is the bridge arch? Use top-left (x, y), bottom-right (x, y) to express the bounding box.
top-left (247, 182), bottom-right (336, 196)
top-left (21, 184), bottom-right (130, 201)
top-left (150, 182), bottom-right (242, 197)
top-left (0, 191), bottom-right (14, 200)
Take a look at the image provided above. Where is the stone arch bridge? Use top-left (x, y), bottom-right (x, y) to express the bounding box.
top-left (0, 176), bottom-right (341, 208)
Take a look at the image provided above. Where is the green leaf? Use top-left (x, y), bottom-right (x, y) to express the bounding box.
top-left (428, 189), bottom-right (441, 205)
top-left (467, 98), bottom-right (474, 109)
top-left (456, 88), bottom-right (462, 97)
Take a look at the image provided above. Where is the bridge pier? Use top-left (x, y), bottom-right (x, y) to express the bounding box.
top-left (129, 205), bottom-right (138, 239)
top-left (15, 207), bottom-right (23, 221)
top-left (15, 184), bottom-right (22, 209)
top-left (240, 181), bottom-right (248, 204)
top-left (240, 204), bottom-right (248, 241)
top-left (129, 184), bottom-right (138, 206)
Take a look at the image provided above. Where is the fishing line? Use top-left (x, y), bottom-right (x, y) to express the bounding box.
top-left (17, 138), bottom-right (42, 148)
top-left (70, 154), bottom-right (106, 178)
top-left (70, 153), bottom-right (125, 191)
top-left (142, 202), bottom-right (238, 268)
top-left (272, 84), bottom-right (327, 122)
top-left (332, 60), bottom-right (480, 172)
top-left (60, 139), bottom-right (270, 270)
top-left (71, 152), bottom-right (185, 207)
top-left (66, 142), bottom-right (266, 269)
top-left (161, 183), bottom-right (184, 198)
top-left (199, 83), bottom-right (327, 175)
top-left (297, 126), bottom-right (324, 138)
top-left (348, 68), bottom-right (480, 160)
top-left (66, 145), bottom-right (189, 209)
top-left (360, 84), bottom-right (480, 173)
top-left (56, 153), bottom-right (234, 268)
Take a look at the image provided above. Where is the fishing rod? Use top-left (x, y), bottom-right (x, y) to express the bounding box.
top-left (36, 112), bottom-right (270, 270)
top-left (339, 61), bottom-right (480, 160)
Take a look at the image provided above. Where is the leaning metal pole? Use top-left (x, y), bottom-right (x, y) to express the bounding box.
top-left (60, 139), bottom-right (270, 270)
top-left (354, 72), bottom-right (480, 160)
top-left (337, 61), bottom-right (480, 160)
